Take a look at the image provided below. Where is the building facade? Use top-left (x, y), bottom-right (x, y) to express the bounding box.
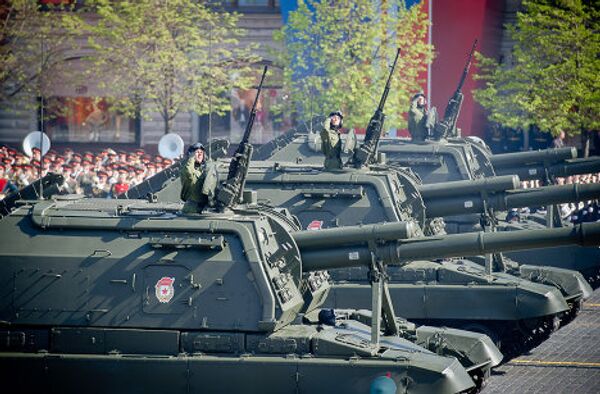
top-left (0, 1), bottom-right (285, 151)
top-left (1, 1), bottom-right (519, 152)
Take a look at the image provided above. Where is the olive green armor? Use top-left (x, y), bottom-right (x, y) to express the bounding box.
top-left (180, 154), bottom-right (208, 213)
top-left (320, 118), bottom-right (343, 170)
top-left (408, 99), bottom-right (428, 142)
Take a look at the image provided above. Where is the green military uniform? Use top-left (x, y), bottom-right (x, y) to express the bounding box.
top-left (180, 154), bottom-right (208, 214)
top-left (408, 97), bottom-right (428, 142)
top-left (320, 118), bottom-right (343, 170)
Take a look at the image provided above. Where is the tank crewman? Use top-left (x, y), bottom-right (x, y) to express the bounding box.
top-left (408, 92), bottom-right (429, 142)
top-left (180, 142), bottom-right (210, 214)
top-left (320, 110), bottom-right (344, 170)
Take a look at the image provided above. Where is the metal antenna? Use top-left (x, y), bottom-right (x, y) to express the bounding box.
top-left (39, 35), bottom-right (45, 199)
top-left (309, 84), bottom-right (313, 133)
top-left (208, 23), bottom-right (213, 160)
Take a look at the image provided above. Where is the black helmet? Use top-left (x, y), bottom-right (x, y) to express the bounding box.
top-left (187, 142), bottom-right (205, 154)
top-left (412, 92), bottom-right (426, 101)
top-left (318, 308), bottom-right (336, 326)
top-left (328, 110), bottom-right (344, 119)
top-left (328, 110), bottom-right (344, 130)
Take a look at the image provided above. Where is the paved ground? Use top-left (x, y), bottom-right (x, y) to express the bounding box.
top-left (482, 287), bottom-right (600, 393)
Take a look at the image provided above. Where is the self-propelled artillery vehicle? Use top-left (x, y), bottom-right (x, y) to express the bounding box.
top-left (122, 160), bottom-right (597, 356)
top-left (5, 177), bottom-right (600, 393)
top-left (0, 67), bottom-right (505, 394)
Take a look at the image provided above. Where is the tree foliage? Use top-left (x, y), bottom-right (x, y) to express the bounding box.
top-left (0, 1), bottom-right (76, 105)
top-left (474, 0), bottom-right (599, 137)
top-left (273, 0), bottom-right (433, 130)
top-left (66, 0), bottom-right (258, 134)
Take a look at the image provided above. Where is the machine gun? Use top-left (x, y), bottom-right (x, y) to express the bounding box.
top-left (350, 48), bottom-right (401, 168)
top-left (216, 66), bottom-right (268, 210)
top-left (432, 39), bottom-right (478, 140)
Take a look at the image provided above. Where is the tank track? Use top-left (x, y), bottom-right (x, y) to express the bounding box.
top-left (411, 317), bottom-right (561, 361)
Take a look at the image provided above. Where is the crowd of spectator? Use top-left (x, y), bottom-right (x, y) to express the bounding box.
top-left (506, 175), bottom-right (600, 224)
top-left (486, 123), bottom-right (600, 155)
top-left (0, 145), bottom-right (176, 200)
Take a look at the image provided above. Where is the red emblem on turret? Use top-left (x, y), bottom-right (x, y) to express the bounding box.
top-left (155, 277), bottom-right (175, 303)
top-left (306, 220), bottom-right (323, 231)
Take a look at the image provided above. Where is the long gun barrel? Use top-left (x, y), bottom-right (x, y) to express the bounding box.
top-left (217, 66), bottom-right (268, 209)
top-left (432, 39), bottom-right (477, 140)
top-left (421, 180), bottom-right (600, 218)
top-left (351, 48), bottom-right (401, 168)
top-left (295, 221), bottom-right (600, 271)
top-left (490, 147), bottom-right (577, 168)
top-left (418, 175), bottom-right (520, 199)
top-left (494, 156), bottom-right (600, 182)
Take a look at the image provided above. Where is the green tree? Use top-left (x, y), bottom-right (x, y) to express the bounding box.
top-left (474, 0), bottom-right (599, 155)
top-left (67, 0), bottom-right (257, 134)
top-left (0, 1), bottom-right (77, 105)
top-left (273, 0), bottom-right (433, 130)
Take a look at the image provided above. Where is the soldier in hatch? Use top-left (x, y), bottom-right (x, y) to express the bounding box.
top-left (408, 92), bottom-right (429, 142)
top-left (180, 142), bottom-right (210, 214)
top-left (320, 110), bottom-right (344, 170)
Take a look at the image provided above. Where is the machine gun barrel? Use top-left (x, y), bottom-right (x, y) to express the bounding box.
top-left (351, 48), bottom-right (401, 168)
top-left (423, 181), bottom-right (600, 218)
top-left (217, 66), bottom-right (267, 209)
top-left (296, 222), bottom-right (600, 272)
top-left (240, 67), bottom-right (268, 145)
top-left (432, 39), bottom-right (477, 140)
top-left (494, 156), bottom-right (600, 181)
top-left (490, 147), bottom-right (577, 168)
top-left (376, 48), bottom-right (401, 111)
top-left (454, 39), bottom-right (478, 96)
